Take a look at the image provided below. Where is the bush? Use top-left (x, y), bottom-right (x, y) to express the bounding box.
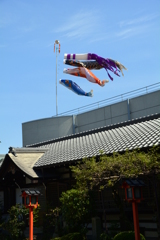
top-left (60, 189), bottom-right (94, 233)
top-left (0, 204), bottom-right (28, 240)
top-left (52, 232), bottom-right (86, 240)
top-left (0, 204), bottom-right (40, 240)
top-left (100, 232), bottom-right (112, 240)
top-left (113, 231), bottom-right (145, 240)
top-left (42, 207), bottom-right (63, 240)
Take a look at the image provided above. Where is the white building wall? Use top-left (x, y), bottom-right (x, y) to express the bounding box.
top-left (22, 116), bottom-right (73, 147)
top-left (130, 90), bottom-right (160, 119)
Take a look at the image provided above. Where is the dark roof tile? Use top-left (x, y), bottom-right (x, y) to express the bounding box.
top-left (29, 114), bottom-right (160, 168)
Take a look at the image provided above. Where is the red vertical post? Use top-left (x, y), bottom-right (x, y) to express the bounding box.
top-left (29, 207), bottom-right (34, 240)
top-left (132, 201), bottom-right (140, 240)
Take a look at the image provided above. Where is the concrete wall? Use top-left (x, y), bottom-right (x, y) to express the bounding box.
top-left (76, 90), bottom-right (160, 133)
top-left (22, 116), bottom-right (73, 147)
top-left (22, 90), bottom-right (160, 146)
top-left (130, 90), bottom-right (160, 119)
top-left (75, 100), bottom-right (129, 133)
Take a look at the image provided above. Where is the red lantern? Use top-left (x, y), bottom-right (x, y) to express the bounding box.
top-left (121, 179), bottom-right (145, 240)
top-left (21, 190), bottom-right (41, 240)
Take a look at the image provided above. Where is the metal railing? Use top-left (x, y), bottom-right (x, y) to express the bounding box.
top-left (54, 82), bottom-right (160, 117)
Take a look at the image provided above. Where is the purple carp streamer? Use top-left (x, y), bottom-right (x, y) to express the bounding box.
top-left (64, 53), bottom-right (127, 81)
top-left (108, 58), bottom-right (127, 77)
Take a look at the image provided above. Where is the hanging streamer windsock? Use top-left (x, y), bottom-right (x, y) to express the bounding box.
top-left (63, 59), bottom-right (103, 70)
top-left (64, 53), bottom-right (127, 80)
top-left (64, 59), bottom-right (127, 74)
top-left (63, 67), bottom-right (109, 87)
top-left (59, 79), bottom-right (93, 97)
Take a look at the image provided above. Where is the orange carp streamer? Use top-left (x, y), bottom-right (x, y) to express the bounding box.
top-left (63, 67), bottom-right (109, 87)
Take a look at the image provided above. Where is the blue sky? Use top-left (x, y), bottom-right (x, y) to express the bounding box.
top-left (0, 0), bottom-right (160, 154)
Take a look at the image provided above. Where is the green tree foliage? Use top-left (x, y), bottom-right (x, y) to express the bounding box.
top-left (0, 204), bottom-right (28, 240)
top-left (70, 146), bottom-right (160, 190)
top-left (42, 190), bottom-right (95, 238)
top-left (70, 146), bottom-right (160, 234)
top-left (113, 231), bottom-right (145, 240)
top-left (0, 204), bottom-right (40, 240)
top-left (52, 232), bottom-right (86, 240)
top-left (42, 207), bottom-right (62, 240)
top-left (60, 189), bottom-right (95, 234)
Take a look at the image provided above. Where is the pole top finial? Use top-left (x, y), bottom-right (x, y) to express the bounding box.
top-left (55, 40), bottom-right (60, 44)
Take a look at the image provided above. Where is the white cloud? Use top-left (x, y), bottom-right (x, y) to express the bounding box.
top-left (119, 13), bottom-right (159, 28)
top-left (55, 10), bottom-right (100, 40)
top-left (116, 13), bottom-right (159, 40)
top-left (55, 10), bottom-right (159, 43)
top-left (116, 24), bottom-right (153, 40)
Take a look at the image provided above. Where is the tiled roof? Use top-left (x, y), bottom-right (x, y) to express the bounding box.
top-left (32, 113), bottom-right (160, 168)
top-left (0, 155), bottom-right (5, 167)
top-left (7, 148), bottom-right (48, 178)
